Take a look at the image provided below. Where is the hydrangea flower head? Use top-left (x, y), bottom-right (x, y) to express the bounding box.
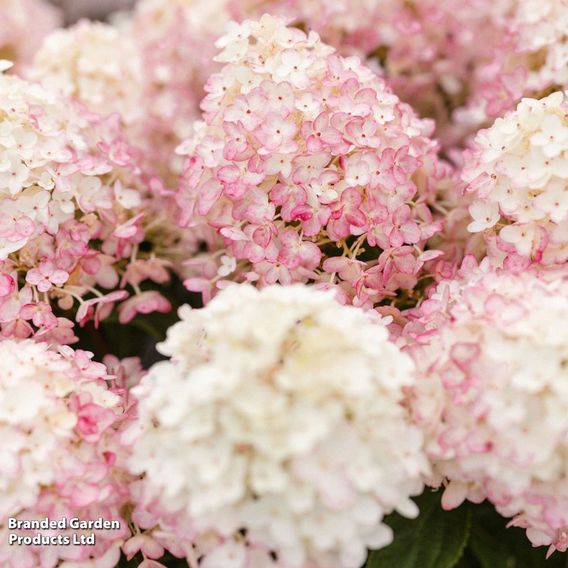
top-left (0, 339), bottom-right (132, 567)
top-left (406, 267), bottom-right (568, 554)
top-left (29, 21), bottom-right (144, 127)
top-left (128, 284), bottom-right (428, 568)
top-left (463, 91), bottom-right (568, 268)
top-left (0, 71), bottom-right (172, 341)
top-left (178, 15), bottom-right (449, 310)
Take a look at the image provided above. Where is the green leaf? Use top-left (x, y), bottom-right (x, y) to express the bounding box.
top-left (454, 548), bottom-right (483, 568)
top-left (366, 490), bottom-right (471, 568)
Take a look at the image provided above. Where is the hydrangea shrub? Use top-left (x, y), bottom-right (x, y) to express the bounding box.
top-left (0, 2), bottom-right (566, 568)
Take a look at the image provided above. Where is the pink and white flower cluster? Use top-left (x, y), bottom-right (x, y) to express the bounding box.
top-left (128, 284), bottom-right (428, 568)
top-left (404, 265), bottom-right (568, 554)
top-left (0, 1), bottom-right (567, 565)
top-left (0, 70), bottom-right (173, 342)
top-left (0, 339), bottom-right (132, 568)
top-left (463, 91), bottom-right (568, 268)
top-left (177, 15), bottom-right (449, 309)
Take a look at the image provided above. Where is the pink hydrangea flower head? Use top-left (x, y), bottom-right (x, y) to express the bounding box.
top-left (405, 267), bottom-right (568, 553)
top-left (226, 0), bottom-right (519, 147)
top-left (463, 91), bottom-right (568, 269)
top-left (127, 284), bottom-right (428, 567)
top-left (0, 71), bottom-right (175, 341)
top-left (178, 15), bottom-right (450, 311)
top-left (0, 339), bottom-right (133, 567)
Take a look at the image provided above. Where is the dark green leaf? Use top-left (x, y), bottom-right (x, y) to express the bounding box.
top-left (366, 490), bottom-right (471, 568)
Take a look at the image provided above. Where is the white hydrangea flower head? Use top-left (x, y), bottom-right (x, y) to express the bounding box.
top-left (129, 284), bottom-right (428, 568)
top-left (0, 339), bottom-right (131, 567)
top-left (29, 20), bottom-right (144, 125)
top-left (407, 268), bottom-right (568, 553)
top-left (463, 91), bottom-right (568, 267)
